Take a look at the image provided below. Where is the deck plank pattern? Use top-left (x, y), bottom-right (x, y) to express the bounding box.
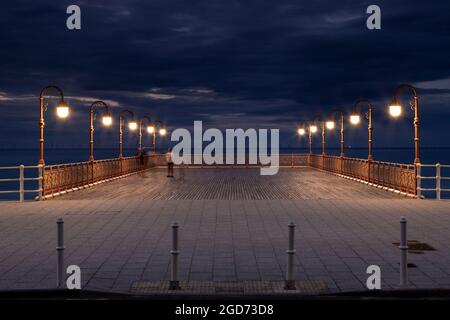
top-left (58, 168), bottom-right (401, 200)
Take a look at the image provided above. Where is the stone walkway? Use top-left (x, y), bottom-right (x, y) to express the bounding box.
top-left (0, 168), bottom-right (449, 294)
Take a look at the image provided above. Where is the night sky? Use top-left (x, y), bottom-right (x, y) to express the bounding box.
top-left (1, 0), bottom-right (450, 155)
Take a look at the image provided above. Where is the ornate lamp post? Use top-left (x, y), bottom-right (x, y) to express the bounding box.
top-left (349, 99), bottom-right (374, 161)
top-left (89, 101), bottom-right (112, 161)
top-left (39, 85), bottom-right (70, 166)
top-left (138, 116), bottom-right (152, 155)
top-left (151, 120), bottom-right (166, 153)
top-left (308, 122), bottom-right (318, 154)
top-left (309, 114), bottom-right (325, 155)
top-left (297, 122), bottom-right (307, 153)
top-left (327, 108), bottom-right (345, 158)
top-left (118, 109), bottom-right (137, 160)
top-left (388, 84), bottom-right (420, 164)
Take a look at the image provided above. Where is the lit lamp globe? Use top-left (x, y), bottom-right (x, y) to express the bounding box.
top-left (102, 113), bottom-right (113, 126)
top-left (128, 121), bottom-right (138, 130)
top-left (298, 128), bottom-right (306, 136)
top-left (389, 98), bottom-right (402, 118)
top-left (147, 126), bottom-right (155, 133)
top-left (350, 112), bottom-right (360, 125)
top-left (309, 125), bottom-right (318, 133)
top-left (326, 121), bottom-right (335, 130)
top-left (56, 101), bottom-right (70, 119)
top-left (159, 128), bottom-right (167, 136)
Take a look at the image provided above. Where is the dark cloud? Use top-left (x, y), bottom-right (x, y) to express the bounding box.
top-left (0, 0), bottom-right (449, 155)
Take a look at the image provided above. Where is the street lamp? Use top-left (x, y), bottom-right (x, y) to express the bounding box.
top-left (388, 84), bottom-right (420, 164)
top-left (308, 123), bottom-right (318, 154)
top-left (310, 114), bottom-right (326, 156)
top-left (152, 120), bottom-right (166, 153)
top-left (119, 109), bottom-right (137, 159)
top-left (138, 116), bottom-right (152, 155)
top-left (350, 98), bottom-right (373, 161)
top-left (325, 121), bottom-right (335, 130)
top-left (38, 85), bottom-right (69, 165)
top-left (89, 101), bottom-right (112, 161)
top-left (298, 128), bottom-right (306, 136)
top-left (56, 102), bottom-right (70, 119)
top-left (297, 122), bottom-right (307, 154)
top-left (327, 108), bottom-right (345, 158)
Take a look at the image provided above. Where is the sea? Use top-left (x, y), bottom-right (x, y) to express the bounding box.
top-left (1, 147), bottom-right (449, 201)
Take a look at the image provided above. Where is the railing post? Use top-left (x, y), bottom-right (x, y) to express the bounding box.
top-left (416, 164), bottom-right (421, 198)
top-left (399, 216), bottom-right (408, 287)
top-left (19, 165), bottom-right (25, 202)
top-left (38, 165), bottom-right (43, 200)
top-left (436, 163), bottom-right (441, 200)
top-left (284, 221), bottom-right (296, 290)
top-left (56, 218), bottom-right (65, 288)
top-left (169, 222), bottom-right (181, 290)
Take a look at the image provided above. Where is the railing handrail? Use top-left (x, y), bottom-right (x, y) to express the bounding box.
top-left (314, 154), bottom-right (415, 168)
top-left (0, 165), bottom-right (42, 170)
top-left (0, 165), bottom-right (43, 201)
top-left (44, 156), bottom-right (137, 168)
top-left (417, 163), bottom-right (450, 200)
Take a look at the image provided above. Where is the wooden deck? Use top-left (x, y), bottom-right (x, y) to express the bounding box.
top-left (57, 167), bottom-right (402, 200)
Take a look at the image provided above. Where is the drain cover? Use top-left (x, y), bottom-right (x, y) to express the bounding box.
top-left (392, 240), bottom-right (436, 253)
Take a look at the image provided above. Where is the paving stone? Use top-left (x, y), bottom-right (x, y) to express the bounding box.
top-left (1, 168), bottom-right (450, 294)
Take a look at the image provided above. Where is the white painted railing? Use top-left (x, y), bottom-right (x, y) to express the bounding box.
top-left (417, 163), bottom-right (450, 200)
top-left (0, 165), bottom-right (43, 202)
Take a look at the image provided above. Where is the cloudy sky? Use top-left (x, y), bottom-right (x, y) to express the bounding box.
top-left (1, 0), bottom-right (449, 156)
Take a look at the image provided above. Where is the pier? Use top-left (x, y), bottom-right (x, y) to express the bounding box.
top-left (1, 155), bottom-right (450, 295)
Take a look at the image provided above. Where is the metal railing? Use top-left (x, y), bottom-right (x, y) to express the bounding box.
top-left (309, 154), bottom-right (416, 195)
top-left (0, 165), bottom-right (43, 202)
top-left (417, 163), bottom-right (450, 200)
top-left (0, 153), bottom-right (420, 201)
top-left (141, 153), bottom-right (309, 167)
top-left (42, 155), bottom-right (153, 198)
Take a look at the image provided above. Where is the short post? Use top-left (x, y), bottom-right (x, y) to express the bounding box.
top-left (56, 218), bottom-right (65, 288)
top-left (19, 165), bottom-right (25, 202)
top-left (436, 163), bottom-right (441, 200)
top-left (399, 216), bottom-right (408, 287)
top-left (284, 221), bottom-right (296, 290)
top-left (169, 222), bottom-right (181, 290)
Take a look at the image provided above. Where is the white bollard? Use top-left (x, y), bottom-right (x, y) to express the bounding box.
top-left (284, 222), bottom-right (296, 290)
top-left (169, 222), bottom-right (180, 290)
top-left (56, 218), bottom-right (65, 288)
top-left (399, 216), bottom-right (408, 287)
